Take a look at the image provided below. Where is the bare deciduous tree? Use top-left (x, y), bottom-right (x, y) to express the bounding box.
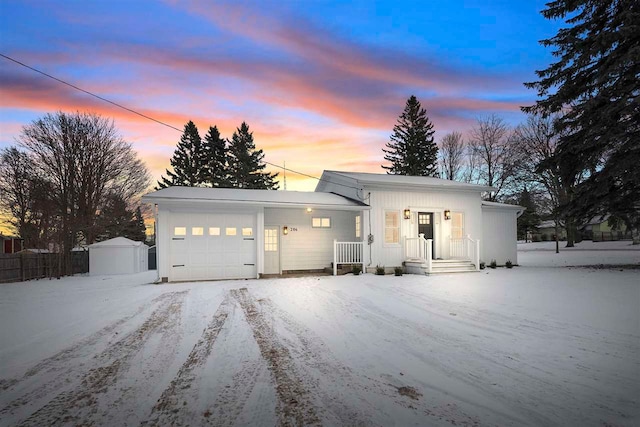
top-left (439, 132), bottom-right (466, 181)
top-left (17, 111), bottom-right (151, 273)
top-left (468, 115), bottom-right (519, 201)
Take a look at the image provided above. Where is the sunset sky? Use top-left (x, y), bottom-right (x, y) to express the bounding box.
top-left (0, 0), bottom-right (562, 191)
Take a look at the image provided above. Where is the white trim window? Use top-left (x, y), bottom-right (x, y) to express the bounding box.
top-left (312, 217), bottom-right (331, 228)
top-left (384, 211), bottom-right (399, 244)
top-left (451, 212), bottom-right (464, 238)
top-left (355, 215), bottom-right (361, 239)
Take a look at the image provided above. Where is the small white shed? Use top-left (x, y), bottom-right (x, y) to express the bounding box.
top-left (89, 237), bottom-right (149, 276)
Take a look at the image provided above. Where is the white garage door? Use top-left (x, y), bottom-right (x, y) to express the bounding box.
top-left (169, 212), bottom-right (256, 281)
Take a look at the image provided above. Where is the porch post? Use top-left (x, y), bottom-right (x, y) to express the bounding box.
top-left (333, 239), bottom-right (337, 276)
top-left (426, 239), bottom-right (432, 273)
top-left (361, 240), bottom-right (365, 273)
top-left (475, 239), bottom-right (480, 271)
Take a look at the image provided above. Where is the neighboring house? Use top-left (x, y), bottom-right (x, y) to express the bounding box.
top-left (536, 220), bottom-right (567, 240)
top-left (0, 234), bottom-right (23, 254)
top-left (143, 171), bottom-right (524, 282)
top-left (583, 215), bottom-right (629, 241)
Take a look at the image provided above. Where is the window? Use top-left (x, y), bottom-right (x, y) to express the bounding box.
top-left (384, 211), bottom-right (399, 244)
top-left (209, 227), bottom-right (220, 236)
top-left (225, 227), bottom-right (237, 236)
top-left (174, 227), bottom-right (186, 236)
top-left (264, 229), bottom-right (278, 252)
top-left (418, 213), bottom-right (431, 225)
top-left (192, 227), bottom-right (204, 236)
top-left (312, 217), bottom-right (331, 228)
top-left (451, 212), bottom-right (464, 239)
top-left (242, 227), bottom-right (253, 236)
top-left (355, 215), bottom-right (361, 238)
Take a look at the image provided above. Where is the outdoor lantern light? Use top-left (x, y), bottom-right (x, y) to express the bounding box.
top-left (444, 210), bottom-right (451, 220)
top-left (283, 226), bottom-right (289, 235)
top-left (306, 207), bottom-right (313, 213)
top-left (403, 209), bottom-right (411, 220)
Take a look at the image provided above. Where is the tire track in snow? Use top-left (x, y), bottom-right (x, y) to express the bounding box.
top-left (0, 291), bottom-right (178, 393)
top-left (7, 290), bottom-right (187, 427)
top-left (256, 297), bottom-right (376, 426)
top-left (146, 294), bottom-right (232, 426)
top-left (231, 288), bottom-right (322, 427)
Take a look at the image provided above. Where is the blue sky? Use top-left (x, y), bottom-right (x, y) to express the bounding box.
top-left (0, 0), bottom-right (563, 189)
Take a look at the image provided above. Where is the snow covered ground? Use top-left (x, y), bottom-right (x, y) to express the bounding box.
top-left (1, 244), bottom-right (638, 426)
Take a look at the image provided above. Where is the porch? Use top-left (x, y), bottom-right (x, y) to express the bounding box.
top-left (404, 234), bottom-right (481, 274)
top-left (332, 234), bottom-right (481, 276)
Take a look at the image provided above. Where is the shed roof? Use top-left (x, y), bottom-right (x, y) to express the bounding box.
top-left (142, 187), bottom-right (368, 210)
top-left (89, 237), bottom-right (147, 248)
top-left (319, 170), bottom-right (496, 192)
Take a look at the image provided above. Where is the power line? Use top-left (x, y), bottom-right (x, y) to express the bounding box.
top-left (0, 53), bottom-right (364, 194)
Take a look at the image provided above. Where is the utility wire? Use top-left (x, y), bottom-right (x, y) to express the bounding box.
top-left (0, 53), bottom-right (364, 194)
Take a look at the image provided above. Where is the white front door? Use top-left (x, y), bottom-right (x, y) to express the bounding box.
top-left (264, 227), bottom-right (280, 274)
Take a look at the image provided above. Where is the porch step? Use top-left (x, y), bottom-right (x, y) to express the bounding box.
top-left (405, 259), bottom-right (478, 275)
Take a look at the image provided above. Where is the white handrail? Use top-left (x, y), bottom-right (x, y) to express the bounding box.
top-left (449, 234), bottom-right (480, 270)
top-left (333, 240), bottom-right (365, 275)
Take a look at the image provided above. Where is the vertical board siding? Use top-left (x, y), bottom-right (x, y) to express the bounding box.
top-left (481, 207), bottom-right (518, 265)
top-left (365, 189), bottom-right (483, 268)
top-left (264, 208), bottom-right (359, 271)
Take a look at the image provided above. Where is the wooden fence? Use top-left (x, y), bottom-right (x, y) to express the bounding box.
top-left (0, 252), bottom-right (89, 284)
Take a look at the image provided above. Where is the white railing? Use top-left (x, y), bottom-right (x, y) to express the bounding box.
top-left (449, 234), bottom-right (480, 270)
top-left (333, 240), bottom-right (365, 275)
top-left (404, 234), bottom-right (432, 273)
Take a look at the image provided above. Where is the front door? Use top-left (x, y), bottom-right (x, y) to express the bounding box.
top-left (264, 227), bottom-right (280, 274)
top-left (418, 212), bottom-right (435, 259)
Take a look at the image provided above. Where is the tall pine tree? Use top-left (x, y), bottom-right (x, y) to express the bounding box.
top-left (203, 125), bottom-right (229, 187)
top-left (524, 0), bottom-right (640, 243)
top-left (383, 95), bottom-right (439, 177)
top-left (516, 187), bottom-right (540, 242)
top-left (157, 121), bottom-right (207, 188)
top-left (227, 122), bottom-right (278, 189)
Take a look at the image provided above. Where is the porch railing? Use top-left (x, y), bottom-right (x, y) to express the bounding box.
top-left (449, 235), bottom-right (480, 270)
top-left (333, 240), bottom-right (365, 275)
top-left (404, 234), bottom-right (432, 273)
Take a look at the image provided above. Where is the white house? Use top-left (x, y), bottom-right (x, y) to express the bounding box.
top-left (142, 171), bottom-right (523, 282)
top-left (89, 237), bottom-right (149, 276)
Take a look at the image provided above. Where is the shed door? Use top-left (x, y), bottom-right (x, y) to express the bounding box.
top-left (264, 227), bottom-right (280, 274)
top-left (169, 213), bottom-right (256, 281)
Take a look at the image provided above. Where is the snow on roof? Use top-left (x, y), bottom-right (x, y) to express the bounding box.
top-left (142, 187), bottom-right (368, 209)
top-left (89, 237), bottom-right (146, 248)
top-left (481, 200), bottom-right (526, 212)
top-left (538, 220), bottom-right (557, 229)
top-left (320, 170), bottom-right (496, 192)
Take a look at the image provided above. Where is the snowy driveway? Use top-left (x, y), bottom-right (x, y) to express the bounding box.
top-left (1, 257), bottom-right (639, 426)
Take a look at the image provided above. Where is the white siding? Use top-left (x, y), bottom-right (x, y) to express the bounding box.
top-left (364, 189), bottom-right (483, 269)
top-left (482, 207), bottom-right (518, 265)
top-left (264, 208), bottom-right (359, 271)
top-left (89, 247), bottom-right (135, 276)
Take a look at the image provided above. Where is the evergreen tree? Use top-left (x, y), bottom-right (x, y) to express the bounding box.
top-left (96, 194), bottom-right (145, 241)
top-left (524, 0), bottom-right (640, 243)
top-left (133, 207), bottom-right (147, 242)
top-left (203, 125), bottom-right (229, 187)
top-left (157, 121), bottom-right (206, 188)
top-left (516, 188), bottom-right (540, 242)
top-left (227, 122), bottom-right (279, 189)
top-left (383, 95), bottom-right (438, 176)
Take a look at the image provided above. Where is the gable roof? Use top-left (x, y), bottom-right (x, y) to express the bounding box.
top-left (318, 170), bottom-right (496, 192)
top-left (142, 187), bottom-right (368, 210)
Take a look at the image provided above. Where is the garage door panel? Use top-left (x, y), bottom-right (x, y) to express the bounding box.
top-left (169, 212), bottom-right (256, 281)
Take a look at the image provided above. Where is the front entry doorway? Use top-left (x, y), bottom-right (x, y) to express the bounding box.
top-left (418, 212), bottom-right (435, 259)
top-left (264, 227), bottom-right (280, 274)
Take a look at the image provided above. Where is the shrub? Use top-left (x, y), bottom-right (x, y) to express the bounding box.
top-left (352, 265), bottom-right (362, 275)
top-left (541, 233), bottom-right (549, 241)
top-left (490, 260), bottom-right (497, 269)
top-left (479, 261), bottom-right (486, 270)
top-left (375, 265), bottom-right (385, 275)
top-left (505, 260), bottom-right (513, 269)
top-left (532, 234), bottom-right (541, 242)
top-left (394, 266), bottom-right (403, 276)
